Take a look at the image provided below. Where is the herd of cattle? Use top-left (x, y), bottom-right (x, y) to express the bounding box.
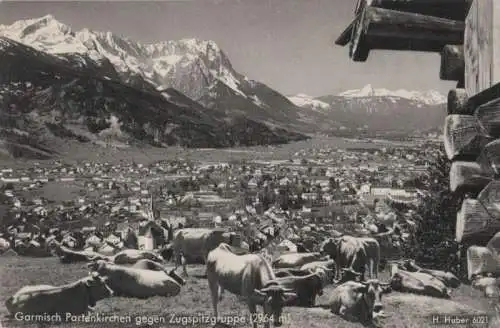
top-left (2, 226), bottom-right (476, 327)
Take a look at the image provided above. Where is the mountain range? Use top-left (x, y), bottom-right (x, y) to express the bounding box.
top-left (0, 15), bottom-right (446, 158)
top-left (288, 84), bottom-right (446, 137)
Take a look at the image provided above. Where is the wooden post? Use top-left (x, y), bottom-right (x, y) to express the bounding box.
top-left (440, 45), bottom-right (465, 82)
top-left (447, 89), bottom-right (468, 114)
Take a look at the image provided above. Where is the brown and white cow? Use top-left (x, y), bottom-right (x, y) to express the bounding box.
top-left (207, 243), bottom-right (297, 328)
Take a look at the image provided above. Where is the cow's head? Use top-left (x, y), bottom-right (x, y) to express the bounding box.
top-left (252, 284), bottom-right (297, 327)
top-left (358, 280), bottom-right (391, 319)
top-left (389, 272), bottom-right (403, 291)
top-left (159, 243), bottom-right (174, 262)
top-left (314, 266), bottom-right (336, 287)
top-left (337, 268), bottom-right (362, 283)
top-left (167, 268), bottom-right (186, 286)
top-left (310, 271), bottom-right (325, 296)
top-left (399, 259), bottom-right (419, 272)
top-left (87, 259), bottom-right (108, 274)
top-left (320, 237), bottom-right (343, 257)
top-left (84, 272), bottom-right (114, 307)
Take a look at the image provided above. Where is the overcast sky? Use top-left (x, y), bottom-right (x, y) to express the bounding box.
top-left (0, 0), bottom-right (456, 97)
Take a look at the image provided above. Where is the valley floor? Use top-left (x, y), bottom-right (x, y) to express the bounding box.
top-left (0, 136), bottom-right (420, 167)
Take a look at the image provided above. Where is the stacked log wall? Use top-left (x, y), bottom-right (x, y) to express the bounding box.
top-left (450, 0), bottom-right (500, 279)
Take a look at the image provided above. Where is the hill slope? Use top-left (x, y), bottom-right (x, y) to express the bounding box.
top-left (0, 15), bottom-right (306, 131)
top-left (0, 37), bottom-right (306, 159)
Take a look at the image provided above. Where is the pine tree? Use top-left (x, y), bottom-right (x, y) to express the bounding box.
top-left (408, 150), bottom-right (462, 272)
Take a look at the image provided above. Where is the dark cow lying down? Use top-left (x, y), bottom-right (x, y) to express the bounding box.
top-left (399, 259), bottom-right (460, 288)
top-left (327, 279), bottom-right (391, 324)
top-left (5, 272), bottom-right (113, 317)
top-left (272, 271), bottom-right (324, 307)
top-left (88, 260), bottom-right (182, 299)
top-left (390, 264), bottom-right (451, 299)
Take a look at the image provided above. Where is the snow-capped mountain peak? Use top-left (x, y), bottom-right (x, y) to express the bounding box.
top-left (287, 94), bottom-right (330, 111)
top-left (0, 15), bottom-right (245, 102)
top-left (338, 84), bottom-right (446, 105)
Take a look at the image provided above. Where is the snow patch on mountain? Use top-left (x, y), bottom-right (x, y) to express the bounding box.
top-left (338, 84), bottom-right (446, 105)
top-left (288, 94), bottom-right (331, 111)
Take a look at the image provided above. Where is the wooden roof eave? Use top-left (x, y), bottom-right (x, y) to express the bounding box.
top-left (335, 16), bottom-right (356, 46)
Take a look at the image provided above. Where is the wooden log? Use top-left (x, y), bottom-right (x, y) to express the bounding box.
top-left (440, 45), bottom-right (464, 82)
top-left (456, 199), bottom-right (500, 244)
top-left (478, 181), bottom-right (500, 219)
top-left (449, 161), bottom-right (493, 194)
top-left (443, 115), bottom-right (493, 161)
top-left (343, 7), bottom-right (465, 61)
top-left (487, 232), bottom-right (500, 255)
top-left (447, 88), bottom-right (468, 114)
top-left (464, 0), bottom-right (500, 96)
top-left (475, 98), bottom-right (500, 138)
top-left (467, 246), bottom-right (500, 280)
top-left (355, 0), bottom-right (473, 21)
top-left (477, 140), bottom-right (500, 176)
top-left (364, 8), bottom-right (465, 51)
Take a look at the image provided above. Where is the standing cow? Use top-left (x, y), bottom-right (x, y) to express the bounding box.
top-left (172, 228), bottom-right (232, 276)
top-left (207, 243), bottom-right (297, 328)
top-left (321, 236), bottom-right (380, 280)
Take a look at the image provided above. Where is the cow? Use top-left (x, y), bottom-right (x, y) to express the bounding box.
top-left (389, 264), bottom-right (451, 299)
top-left (272, 252), bottom-right (325, 269)
top-left (321, 236), bottom-right (380, 280)
top-left (300, 259), bottom-right (337, 285)
top-left (0, 237), bottom-right (10, 253)
top-left (337, 268), bottom-right (363, 284)
top-left (399, 259), bottom-right (460, 288)
top-left (131, 259), bottom-right (186, 286)
top-left (275, 269), bottom-right (312, 278)
top-left (111, 249), bottom-right (163, 265)
top-left (49, 241), bottom-right (106, 263)
top-left (327, 279), bottom-right (391, 324)
top-left (172, 228), bottom-right (230, 276)
top-left (207, 243), bottom-right (297, 328)
top-left (88, 260), bottom-right (182, 299)
top-left (271, 272), bottom-right (325, 307)
top-left (5, 272), bottom-right (113, 317)
top-left (471, 274), bottom-right (500, 298)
